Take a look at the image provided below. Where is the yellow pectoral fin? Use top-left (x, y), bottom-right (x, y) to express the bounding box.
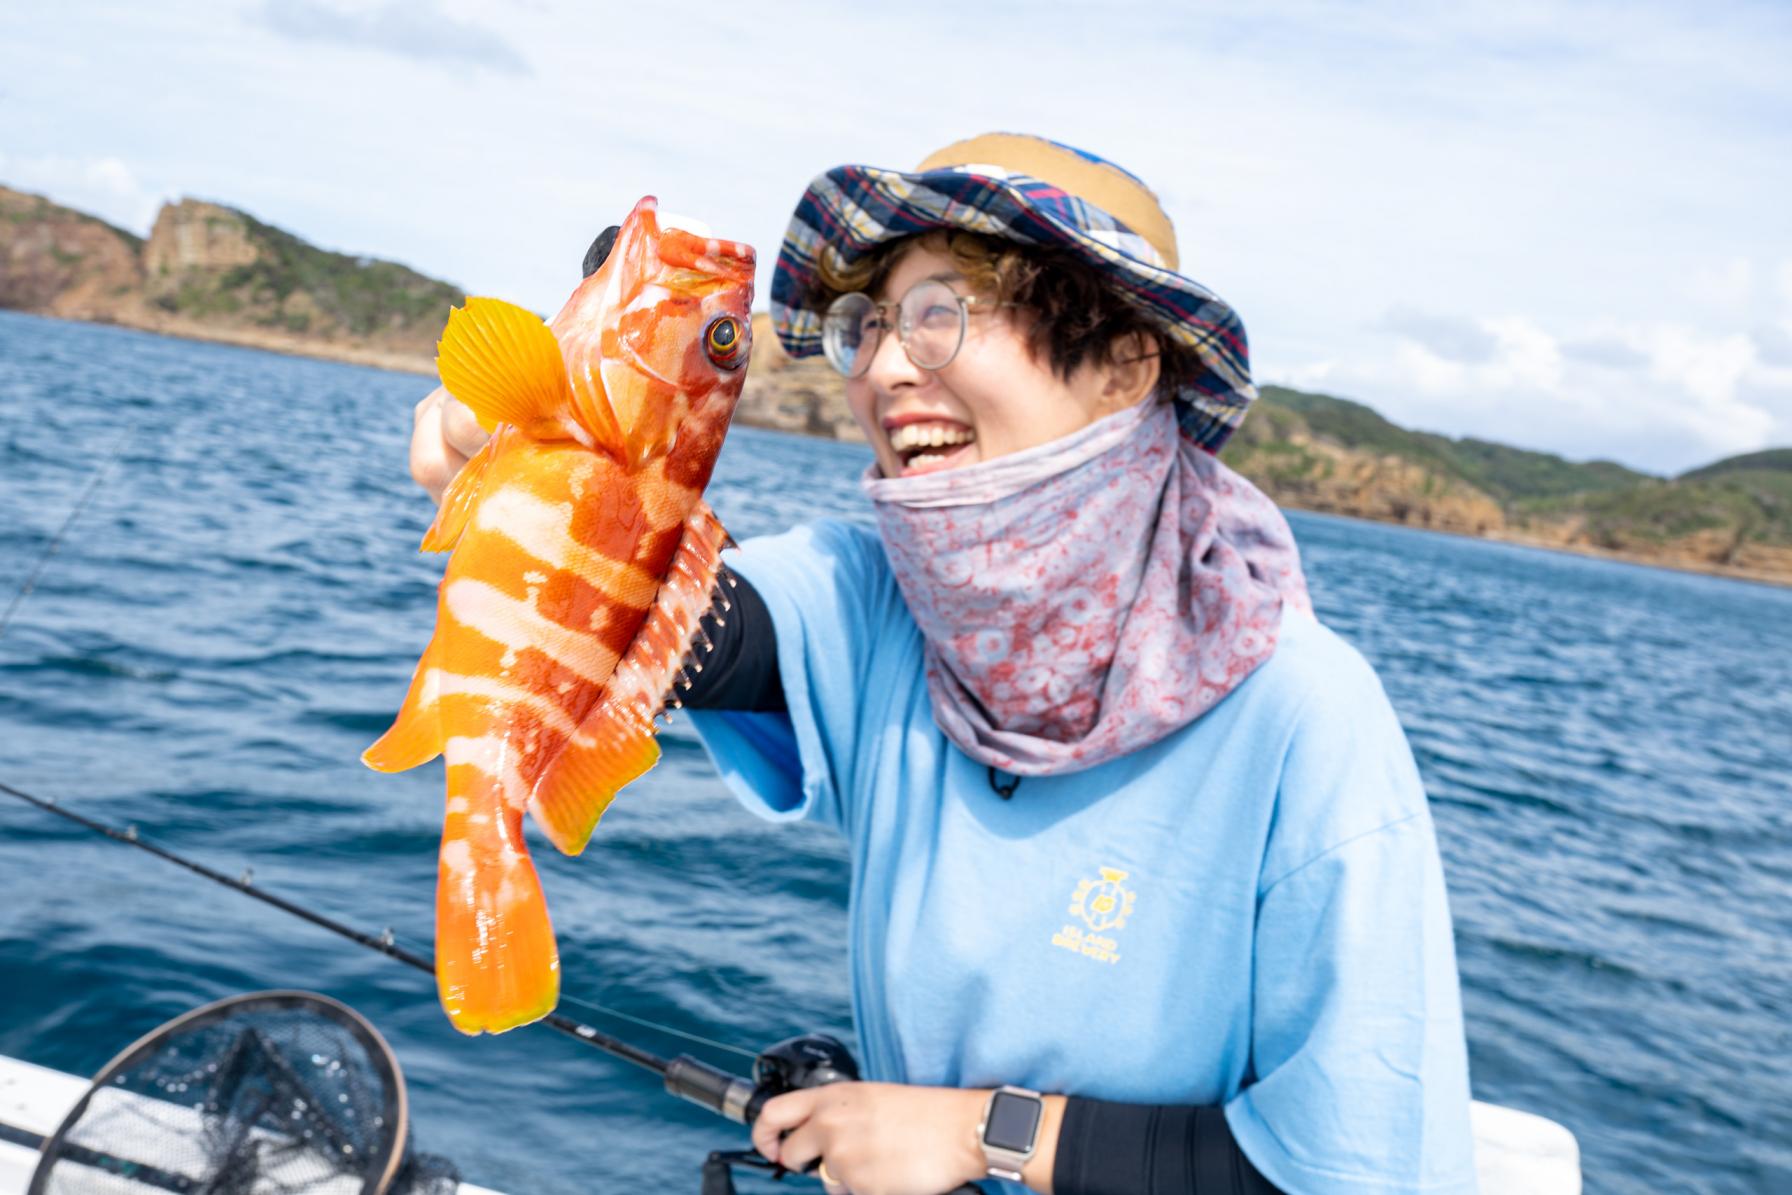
top-left (437, 298), bottom-right (572, 437)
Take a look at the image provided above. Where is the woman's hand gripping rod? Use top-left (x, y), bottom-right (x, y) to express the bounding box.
top-left (668, 1035), bottom-right (982, 1194)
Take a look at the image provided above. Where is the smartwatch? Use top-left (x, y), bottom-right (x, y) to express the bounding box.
top-left (978, 1085), bottom-right (1044, 1181)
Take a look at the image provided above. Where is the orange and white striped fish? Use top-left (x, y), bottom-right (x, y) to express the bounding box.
top-left (363, 197), bottom-right (754, 1035)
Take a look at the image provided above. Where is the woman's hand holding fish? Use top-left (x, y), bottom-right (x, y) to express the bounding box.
top-left (410, 385), bottom-right (490, 504)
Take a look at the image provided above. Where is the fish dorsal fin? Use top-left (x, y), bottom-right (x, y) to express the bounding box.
top-left (437, 298), bottom-right (573, 439)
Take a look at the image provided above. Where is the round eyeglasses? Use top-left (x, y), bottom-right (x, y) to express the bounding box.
top-left (821, 278), bottom-right (1012, 379)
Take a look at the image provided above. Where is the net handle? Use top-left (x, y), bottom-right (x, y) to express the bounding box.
top-left (28, 989), bottom-right (410, 1195)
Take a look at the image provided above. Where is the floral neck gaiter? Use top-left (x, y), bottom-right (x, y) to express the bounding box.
top-left (863, 398), bottom-right (1311, 776)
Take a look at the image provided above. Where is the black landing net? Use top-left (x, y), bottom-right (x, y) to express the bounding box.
top-left (29, 990), bottom-right (457, 1195)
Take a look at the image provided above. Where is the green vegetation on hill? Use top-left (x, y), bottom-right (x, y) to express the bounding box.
top-left (1432, 438), bottom-right (1645, 501)
top-left (152, 206), bottom-right (461, 339)
top-left (1680, 448), bottom-right (1792, 481)
top-left (1241, 384), bottom-right (1792, 567)
top-left (1520, 471), bottom-right (1792, 549)
top-left (1256, 385), bottom-right (1648, 501)
top-left (2, 189), bottom-right (143, 251)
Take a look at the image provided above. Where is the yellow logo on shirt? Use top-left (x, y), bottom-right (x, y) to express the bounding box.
top-left (1050, 866), bottom-right (1136, 965)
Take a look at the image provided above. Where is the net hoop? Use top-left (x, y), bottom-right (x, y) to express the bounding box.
top-left (28, 990), bottom-right (411, 1195)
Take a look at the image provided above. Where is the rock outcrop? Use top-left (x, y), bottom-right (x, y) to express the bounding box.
top-left (735, 313), bottom-right (866, 442)
top-left (1226, 408), bottom-right (1507, 536)
top-left (142, 198), bottom-right (263, 278)
top-left (1, 186), bottom-right (461, 372)
top-left (0, 187), bottom-right (144, 321)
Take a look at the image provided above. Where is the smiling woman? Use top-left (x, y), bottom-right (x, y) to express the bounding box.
top-left (675, 132), bottom-right (1476, 1195)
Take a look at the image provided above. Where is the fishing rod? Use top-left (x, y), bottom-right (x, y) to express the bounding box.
top-left (0, 427), bottom-right (135, 641)
top-left (0, 779), bottom-right (973, 1194)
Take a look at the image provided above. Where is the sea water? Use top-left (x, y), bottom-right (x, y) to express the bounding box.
top-left (1, 311), bottom-right (1788, 1193)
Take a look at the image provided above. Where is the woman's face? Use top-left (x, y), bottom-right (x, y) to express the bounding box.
top-left (844, 243), bottom-right (1158, 478)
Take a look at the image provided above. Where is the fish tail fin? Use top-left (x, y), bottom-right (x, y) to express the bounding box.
top-left (436, 764), bottom-right (559, 1035)
top-left (363, 662), bottom-right (443, 773)
top-left (528, 501), bottom-right (731, 856)
top-left (437, 298), bottom-right (572, 437)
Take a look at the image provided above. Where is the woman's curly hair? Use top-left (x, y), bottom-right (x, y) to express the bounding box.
top-left (812, 229), bottom-right (1202, 396)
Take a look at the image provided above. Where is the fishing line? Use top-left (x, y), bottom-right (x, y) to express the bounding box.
top-left (0, 426), bottom-right (136, 641)
top-left (557, 992), bottom-right (758, 1062)
top-left (0, 778), bottom-right (756, 1069)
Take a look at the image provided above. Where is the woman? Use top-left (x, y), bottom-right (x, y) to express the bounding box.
top-left (411, 134), bottom-right (1476, 1195)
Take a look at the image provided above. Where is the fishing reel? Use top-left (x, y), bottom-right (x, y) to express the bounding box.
top-left (665, 1032), bottom-right (857, 1193)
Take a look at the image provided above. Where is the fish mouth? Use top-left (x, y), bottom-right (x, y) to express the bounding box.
top-left (885, 418), bottom-right (977, 476)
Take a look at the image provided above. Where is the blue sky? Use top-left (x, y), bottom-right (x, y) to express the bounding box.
top-left (4, 0), bottom-right (1789, 474)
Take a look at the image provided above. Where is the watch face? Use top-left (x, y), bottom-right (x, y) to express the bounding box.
top-left (985, 1091), bottom-right (1042, 1153)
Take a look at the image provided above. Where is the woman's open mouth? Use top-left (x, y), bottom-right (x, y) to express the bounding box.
top-left (887, 419), bottom-right (977, 476)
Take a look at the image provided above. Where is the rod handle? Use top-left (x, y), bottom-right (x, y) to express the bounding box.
top-left (665, 1054), bottom-right (755, 1122)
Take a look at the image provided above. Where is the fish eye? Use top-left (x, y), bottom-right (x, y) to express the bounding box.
top-left (705, 316), bottom-right (746, 369)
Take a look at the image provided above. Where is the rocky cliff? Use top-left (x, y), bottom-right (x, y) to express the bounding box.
top-left (1229, 386), bottom-right (1792, 586)
top-left (1225, 399), bottom-right (1508, 536)
top-left (1, 186), bottom-right (459, 371)
top-left (0, 187), bottom-right (143, 320)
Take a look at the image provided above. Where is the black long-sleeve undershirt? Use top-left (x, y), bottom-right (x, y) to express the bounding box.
top-left (682, 569), bottom-right (786, 712)
top-left (1053, 1100), bottom-right (1282, 1194)
top-left (681, 574), bottom-right (1283, 1195)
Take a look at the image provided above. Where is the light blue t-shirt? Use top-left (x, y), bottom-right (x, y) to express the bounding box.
top-left (687, 519), bottom-right (1476, 1195)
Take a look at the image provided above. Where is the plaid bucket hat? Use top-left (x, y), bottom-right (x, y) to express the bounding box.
top-left (770, 132), bottom-right (1256, 453)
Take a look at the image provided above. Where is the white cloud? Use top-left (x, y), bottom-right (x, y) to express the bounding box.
top-left (1380, 308), bottom-right (1499, 364)
top-left (1392, 341), bottom-right (1468, 396)
top-left (1689, 257), bottom-right (1755, 313)
top-left (1561, 336), bottom-right (1649, 369)
top-left (1302, 306), bottom-right (1791, 473)
top-left (251, 0), bottom-right (530, 75)
top-left (1753, 323), bottom-right (1792, 368)
top-left (1481, 317), bottom-right (1564, 394)
top-left (1645, 325), bottom-right (1756, 411)
top-left (1267, 360), bottom-right (1338, 391)
top-left (1382, 313), bottom-right (1561, 401)
top-left (0, 152), bottom-right (166, 233)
